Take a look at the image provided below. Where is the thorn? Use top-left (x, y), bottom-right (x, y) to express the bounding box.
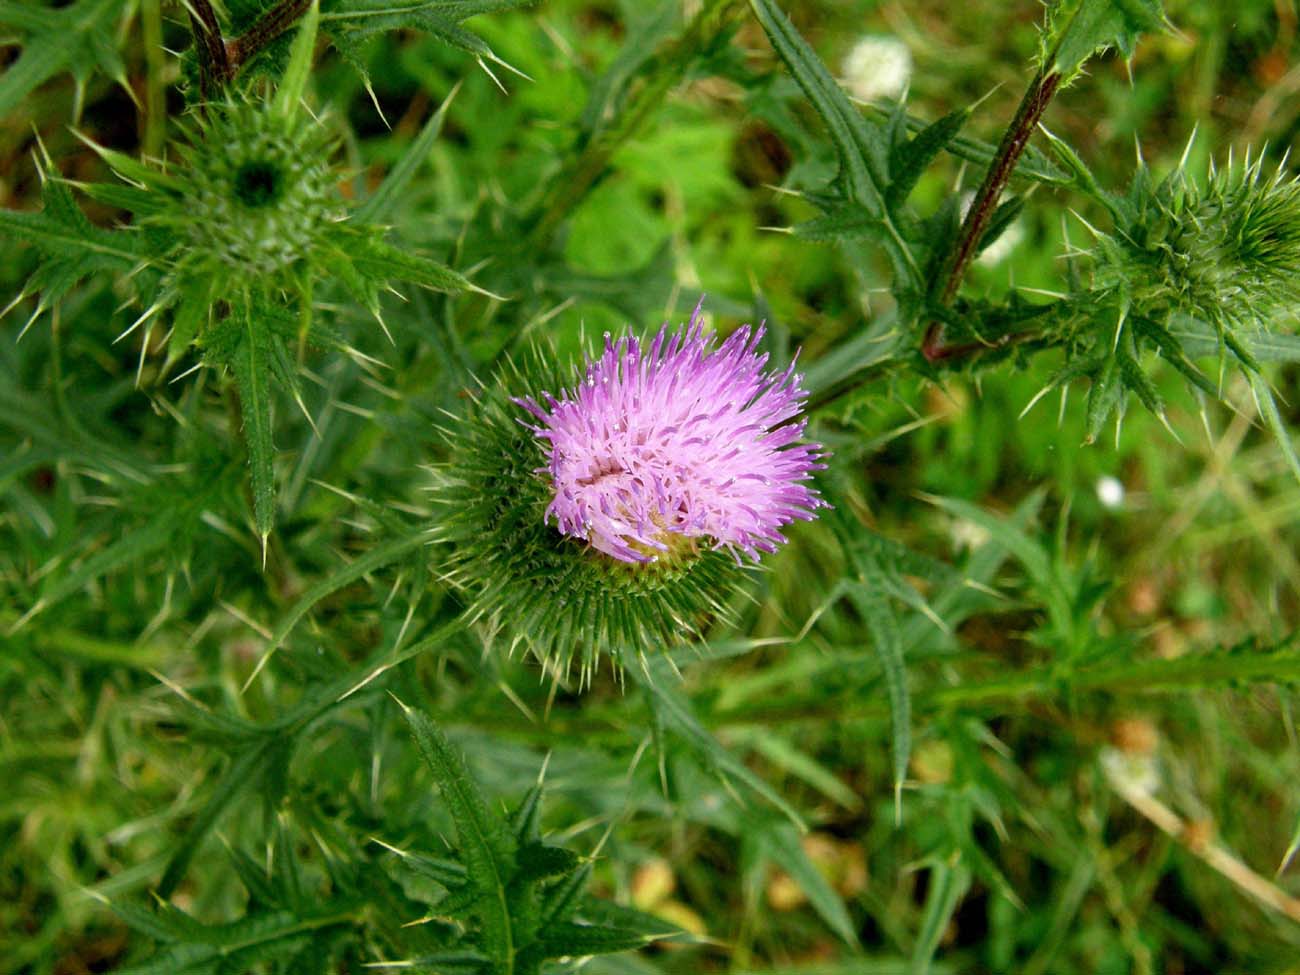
top-left (115, 302), bottom-right (163, 345)
top-left (364, 82), bottom-right (391, 129)
top-left (1178, 125), bottom-right (1199, 172)
top-left (486, 50), bottom-right (532, 82)
top-left (1, 289), bottom-right (28, 322)
top-left (466, 281), bottom-right (509, 302)
top-left (169, 359), bottom-right (204, 384)
top-left (291, 387), bottom-right (320, 437)
top-left (475, 55), bottom-right (510, 95)
top-left (135, 319), bottom-right (155, 387)
top-left (1019, 383), bottom-right (1055, 420)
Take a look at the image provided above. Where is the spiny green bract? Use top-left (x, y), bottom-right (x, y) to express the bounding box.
top-left (1094, 151), bottom-right (1300, 342)
top-left (1051, 148), bottom-right (1300, 444)
top-left (162, 100), bottom-right (342, 277)
top-left (431, 351), bottom-right (741, 681)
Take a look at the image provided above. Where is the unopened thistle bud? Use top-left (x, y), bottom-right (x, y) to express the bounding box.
top-left (157, 99), bottom-right (342, 281)
top-left (1093, 151), bottom-right (1300, 340)
top-left (435, 303), bottom-right (828, 678)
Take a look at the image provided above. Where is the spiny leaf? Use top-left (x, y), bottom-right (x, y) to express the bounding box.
top-left (244, 529), bottom-right (427, 691)
top-left (748, 0), bottom-right (919, 285)
top-left (230, 317), bottom-right (278, 547)
top-left (524, 920), bottom-right (668, 960)
top-left (633, 656), bottom-right (805, 829)
top-left (158, 741), bottom-right (276, 898)
top-left (1044, 0), bottom-right (1167, 79)
top-left (322, 0), bottom-right (534, 88)
top-left (909, 858), bottom-right (972, 975)
top-left (109, 907), bottom-right (353, 975)
top-left (398, 704), bottom-right (517, 966)
top-left (353, 238), bottom-right (474, 294)
top-left (353, 82), bottom-right (461, 225)
top-left (0, 0), bottom-right (130, 119)
top-left (515, 843), bottom-right (580, 885)
top-left (274, 0), bottom-right (320, 118)
top-left (846, 580), bottom-right (910, 820)
top-left (0, 178), bottom-right (141, 265)
top-left (887, 108), bottom-right (969, 208)
top-left (749, 817), bottom-right (859, 946)
top-left (1248, 371), bottom-right (1300, 487)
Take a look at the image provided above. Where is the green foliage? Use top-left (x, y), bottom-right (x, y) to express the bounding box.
top-left (5, 0), bottom-right (1300, 973)
top-left (1042, 0), bottom-right (1169, 80)
top-left (0, 0), bottom-right (130, 118)
top-left (322, 0), bottom-right (537, 87)
top-left (396, 703), bottom-right (682, 972)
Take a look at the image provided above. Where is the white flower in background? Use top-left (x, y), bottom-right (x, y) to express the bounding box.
top-left (1096, 475), bottom-right (1125, 510)
top-left (841, 35), bottom-right (912, 102)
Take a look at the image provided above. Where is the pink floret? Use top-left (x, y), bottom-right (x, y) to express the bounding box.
top-left (517, 304), bottom-right (828, 564)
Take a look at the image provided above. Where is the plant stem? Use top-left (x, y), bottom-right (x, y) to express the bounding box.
top-left (188, 0), bottom-right (230, 98)
top-left (141, 0), bottom-right (166, 155)
top-left (227, 0), bottom-right (316, 68)
top-left (923, 69), bottom-right (1062, 362)
top-left (185, 0), bottom-right (314, 95)
top-left (525, 0), bottom-right (746, 250)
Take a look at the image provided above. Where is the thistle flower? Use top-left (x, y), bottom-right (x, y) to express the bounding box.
top-left (435, 304), bottom-right (827, 677)
top-left (519, 314), bottom-right (826, 565)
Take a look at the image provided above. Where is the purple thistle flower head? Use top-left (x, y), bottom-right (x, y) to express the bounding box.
top-left (518, 304), bottom-right (828, 564)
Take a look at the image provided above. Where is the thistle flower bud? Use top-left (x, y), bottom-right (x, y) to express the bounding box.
top-left (159, 100), bottom-right (342, 279)
top-left (434, 304), bottom-right (828, 678)
top-left (1093, 152), bottom-right (1300, 338)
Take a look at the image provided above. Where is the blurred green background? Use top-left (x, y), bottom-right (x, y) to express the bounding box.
top-left (2, 0), bottom-right (1299, 972)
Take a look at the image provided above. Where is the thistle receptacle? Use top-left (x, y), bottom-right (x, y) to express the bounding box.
top-left (435, 303), bottom-right (828, 678)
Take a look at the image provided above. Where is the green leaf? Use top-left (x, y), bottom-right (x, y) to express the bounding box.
top-left (353, 238), bottom-right (474, 294)
top-left (243, 529), bottom-right (426, 689)
top-left (0, 178), bottom-right (140, 265)
top-left (1248, 371), bottom-right (1300, 487)
top-left (515, 842), bottom-right (581, 884)
top-left (909, 859), bottom-right (972, 975)
top-left (887, 108), bottom-right (969, 208)
top-left (275, 0), bottom-right (320, 118)
top-left (321, 0), bottom-right (534, 84)
top-left (526, 921), bottom-right (667, 959)
top-left (18, 496), bottom-right (203, 627)
top-left (399, 703), bottom-right (517, 967)
top-left (794, 207), bottom-right (881, 244)
top-left (109, 907), bottom-right (353, 975)
top-left (230, 318), bottom-right (278, 546)
top-left (751, 818), bottom-right (859, 946)
top-left (632, 656), bottom-right (805, 829)
top-left (1084, 351), bottom-right (1121, 444)
top-left (846, 580), bottom-right (910, 819)
top-left (353, 82), bottom-right (460, 225)
top-left (0, 0), bottom-right (129, 119)
top-left (739, 731), bottom-right (862, 811)
top-left (158, 741), bottom-right (275, 898)
top-left (1045, 0), bottom-right (1166, 78)
top-left (748, 0), bottom-right (919, 284)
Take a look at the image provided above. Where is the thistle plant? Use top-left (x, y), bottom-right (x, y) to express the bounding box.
top-left (5, 0), bottom-right (1300, 973)
top-left (436, 305), bottom-right (826, 676)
